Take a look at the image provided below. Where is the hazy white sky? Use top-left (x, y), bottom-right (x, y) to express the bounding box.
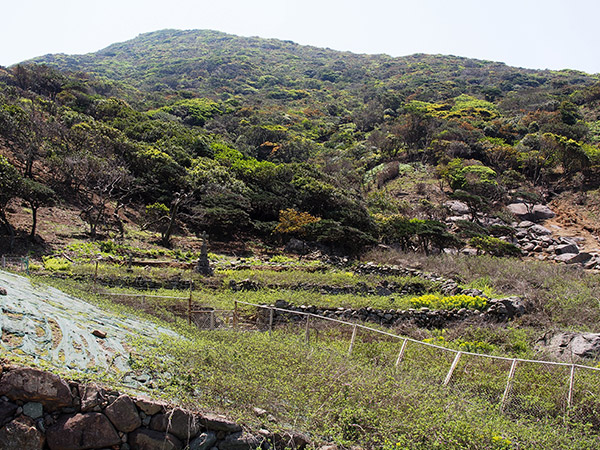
top-left (2, 0), bottom-right (599, 73)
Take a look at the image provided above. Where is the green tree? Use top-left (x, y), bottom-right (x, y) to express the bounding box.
top-left (0, 156), bottom-right (22, 249)
top-left (20, 178), bottom-right (57, 239)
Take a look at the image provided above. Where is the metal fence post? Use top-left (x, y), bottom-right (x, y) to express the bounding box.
top-left (567, 364), bottom-right (576, 409)
top-left (348, 324), bottom-right (358, 356)
top-left (210, 310), bottom-right (215, 330)
top-left (269, 307), bottom-right (274, 336)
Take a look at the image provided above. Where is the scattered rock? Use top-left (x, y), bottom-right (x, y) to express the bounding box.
top-left (46, 413), bottom-right (121, 450)
top-left (445, 200), bottom-right (470, 215)
top-left (555, 252), bottom-right (592, 264)
top-left (0, 287), bottom-right (7, 295)
top-left (91, 329), bottom-right (107, 339)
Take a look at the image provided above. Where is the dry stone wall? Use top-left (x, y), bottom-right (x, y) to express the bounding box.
top-left (0, 365), bottom-right (307, 450)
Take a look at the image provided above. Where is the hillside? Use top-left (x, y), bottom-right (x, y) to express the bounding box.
top-left (2, 28), bottom-right (600, 449)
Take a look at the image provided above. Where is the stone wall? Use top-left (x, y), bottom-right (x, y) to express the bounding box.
top-left (0, 365), bottom-right (308, 450)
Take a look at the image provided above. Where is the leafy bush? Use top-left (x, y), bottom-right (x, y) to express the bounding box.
top-left (42, 256), bottom-right (72, 272)
top-left (410, 293), bottom-right (488, 311)
top-left (470, 236), bottom-right (521, 257)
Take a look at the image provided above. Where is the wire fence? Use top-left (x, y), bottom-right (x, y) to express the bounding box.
top-left (94, 290), bottom-right (600, 426)
top-left (0, 255), bottom-right (30, 274)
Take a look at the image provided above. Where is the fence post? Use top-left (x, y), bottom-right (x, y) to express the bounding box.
top-left (188, 280), bottom-right (193, 326)
top-left (500, 359), bottom-right (518, 412)
top-left (567, 364), bottom-right (576, 409)
top-left (305, 315), bottom-right (310, 344)
top-left (210, 311), bottom-right (215, 330)
top-left (93, 260), bottom-right (99, 289)
top-left (443, 351), bottom-right (462, 386)
top-left (395, 339), bottom-right (408, 367)
top-left (233, 301), bottom-right (239, 329)
top-left (348, 324), bottom-right (358, 357)
top-left (268, 307), bottom-right (274, 336)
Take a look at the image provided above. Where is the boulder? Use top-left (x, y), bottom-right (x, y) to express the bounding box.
top-left (135, 396), bottom-right (167, 416)
top-left (0, 367), bottom-right (72, 411)
top-left (486, 296), bottom-right (526, 320)
top-left (555, 252), bottom-right (592, 265)
top-left (79, 384), bottom-right (106, 412)
top-left (507, 203), bottom-right (555, 222)
top-left (129, 428), bottom-right (182, 450)
top-left (0, 415), bottom-right (45, 450)
top-left (217, 431), bottom-right (263, 450)
top-left (444, 200), bottom-right (470, 215)
top-left (0, 400), bottom-right (18, 425)
top-left (536, 332), bottom-right (600, 359)
top-left (199, 413), bottom-right (242, 433)
top-left (529, 224), bottom-right (552, 236)
top-left (189, 431), bottom-right (217, 450)
top-left (555, 243), bottom-right (579, 255)
top-left (151, 408), bottom-right (200, 441)
top-left (285, 238), bottom-right (308, 254)
top-left (46, 413), bottom-right (120, 450)
top-left (104, 394), bottom-right (141, 432)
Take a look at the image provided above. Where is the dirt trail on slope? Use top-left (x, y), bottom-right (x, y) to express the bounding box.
top-left (544, 195), bottom-right (600, 253)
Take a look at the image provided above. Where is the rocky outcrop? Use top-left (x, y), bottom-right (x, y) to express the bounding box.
top-left (536, 332), bottom-right (600, 360)
top-left (0, 363), bottom-right (307, 450)
top-left (507, 203), bottom-right (556, 222)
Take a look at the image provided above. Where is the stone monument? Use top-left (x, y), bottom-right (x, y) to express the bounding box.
top-left (195, 232), bottom-right (213, 275)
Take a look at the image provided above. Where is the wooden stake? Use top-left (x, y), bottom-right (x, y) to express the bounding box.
top-left (210, 310), bottom-right (215, 330)
top-left (395, 339), bottom-right (408, 367)
top-left (233, 301), bottom-right (239, 329)
top-left (268, 307), bottom-right (274, 336)
top-left (188, 279), bottom-right (193, 326)
top-left (305, 315), bottom-right (310, 344)
top-left (348, 324), bottom-right (358, 357)
top-left (444, 352), bottom-right (462, 386)
top-left (93, 260), bottom-right (99, 289)
top-left (501, 359), bottom-right (518, 412)
top-left (567, 364), bottom-right (576, 409)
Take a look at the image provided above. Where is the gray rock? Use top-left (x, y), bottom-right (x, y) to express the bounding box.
top-left (536, 332), bottom-right (600, 359)
top-left (104, 394), bottom-right (141, 433)
top-left (555, 243), bottom-right (579, 255)
top-left (285, 238), bottom-right (308, 254)
top-left (445, 200), bottom-right (470, 215)
top-left (532, 204), bottom-right (556, 220)
top-left (517, 220), bottom-right (535, 228)
top-left (0, 367), bottom-right (72, 411)
top-left (0, 415), bottom-right (45, 450)
top-left (0, 287), bottom-right (6, 295)
top-left (46, 413), bottom-right (121, 450)
top-left (22, 402), bottom-right (43, 419)
top-left (507, 203), bottom-right (555, 222)
top-left (190, 431), bottom-right (218, 450)
top-left (555, 252), bottom-right (592, 264)
top-left (529, 224), bottom-right (552, 236)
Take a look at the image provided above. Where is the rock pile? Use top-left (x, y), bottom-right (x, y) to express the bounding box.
top-left (536, 332), bottom-right (600, 360)
top-left (0, 365), bottom-right (308, 450)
